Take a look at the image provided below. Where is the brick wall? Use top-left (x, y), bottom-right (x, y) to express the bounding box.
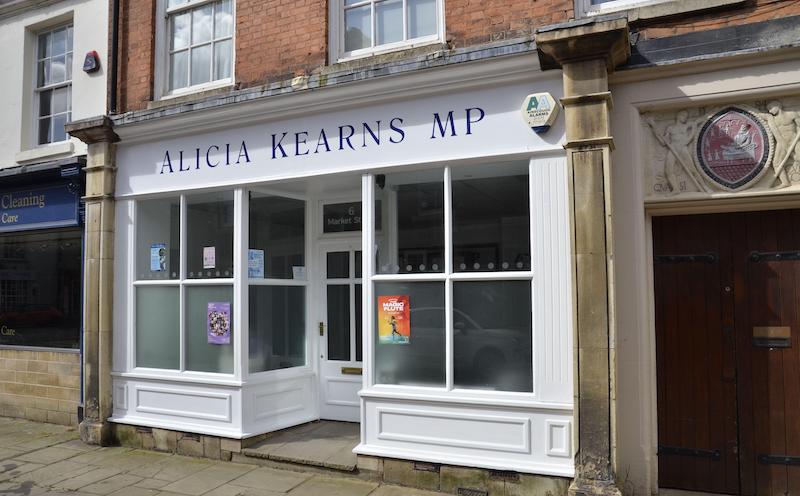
top-left (117, 0), bottom-right (156, 112)
top-left (0, 349), bottom-right (81, 426)
top-left (634, 0), bottom-right (800, 40)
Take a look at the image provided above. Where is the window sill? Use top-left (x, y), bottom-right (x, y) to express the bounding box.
top-left (582, 0), bottom-right (746, 22)
top-left (14, 141), bottom-right (75, 165)
top-left (359, 385), bottom-right (573, 410)
top-left (333, 39), bottom-right (446, 67)
top-left (151, 80), bottom-right (235, 110)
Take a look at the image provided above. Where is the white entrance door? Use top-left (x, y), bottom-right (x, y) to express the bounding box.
top-left (319, 243), bottom-right (362, 422)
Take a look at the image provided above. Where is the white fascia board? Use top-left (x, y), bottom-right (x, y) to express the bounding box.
top-left (114, 52), bottom-right (548, 145)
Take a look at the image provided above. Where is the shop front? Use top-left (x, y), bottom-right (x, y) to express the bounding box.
top-left (0, 166), bottom-right (84, 425)
top-left (110, 59), bottom-right (575, 477)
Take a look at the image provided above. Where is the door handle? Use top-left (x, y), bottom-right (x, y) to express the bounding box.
top-left (319, 322), bottom-right (325, 336)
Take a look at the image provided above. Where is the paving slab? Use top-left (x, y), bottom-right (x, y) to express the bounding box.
top-left (53, 467), bottom-right (124, 491)
top-left (0, 461), bottom-right (46, 482)
top-left (228, 466), bottom-right (311, 493)
top-left (128, 455), bottom-right (213, 482)
top-left (286, 476), bottom-right (378, 496)
top-left (133, 478), bottom-right (173, 490)
top-left (15, 446), bottom-right (79, 464)
top-left (15, 460), bottom-right (95, 486)
top-left (80, 474), bottom-right (144, 495)
top-left (158, 462), bottom-right (255, 495)
top-left (106, 486), bottom-right (160, 496)
top-left (243, 421), bottom-right (358, 471)
top-left (369, 485), bottom-right (446, 496)
top-left (0, 480), bottom-right (51, 495)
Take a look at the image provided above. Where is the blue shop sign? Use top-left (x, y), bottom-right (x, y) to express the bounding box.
top-left (0, 182), bottom-right (81, 233)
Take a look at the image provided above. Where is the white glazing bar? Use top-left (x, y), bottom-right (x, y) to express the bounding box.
top-left (443, 166), bottom-right (453, 391)
top-left (370, 273), bottom-right (446, 282)
top-left (305, 196), bottom-right (315, 380)
top-left (448, 271), bottom-right (533, 281)
top-left (528, 158), bottom-right (538, 398)
top-left (179, 194), bottom-right (187, 372)
top-left (362, 174), bottom-right (375, 390)
top-left (234, 188), bottom-right (246, 381)
top-left (247, 279), bottom-right (309, 286)
top-left (132, 280), bottom-right (183, 286)
top-left (128, 200), bottom-right (138, 371)
top-left (181, 278), bottom-right (235, 285)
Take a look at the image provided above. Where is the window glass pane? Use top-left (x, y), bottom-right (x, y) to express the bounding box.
top-left (354, 251), bottom-right (362, 278)
top-left (453, 281), bottom-right (532, 392)
top-left (213, 39), bottom-right (232, 80)
top-left (168, 0), bottom-right (187, 7)
top-left (191, 44), bottom-right (212, 85)
top-left (170, 51), bottom-right (188, 90)
top-left (214, 0), bottom-right (233, 38)
top-left (52, 28), bottom-right (66, 56)
top-left (37, 60), bottom-right (48, 87)
top-left (38, 118), bottom-right (51, 145)
top-left (52, 86), bottom-right (69, 114)
top-left (408, 0), bottom-right (437, 38)
top-left (187, 191), bottom-right (233, 279)
top-left (376, 169), bottom-right (444, 274)
top-left (136, 286), bottom-right (179, 369)
top-left (249, 286), bottom-right (305, 373)
top-left (327, 252), bottom-right (349, 279)
top-left (50, 55), bottom-right (66, 84)
top-left (375, 281), bottom-right (444, 387)
top-left (39, 90), bottom-right (51, 117)
top-left (376, 0), bottom-right (403, 45)
top-left (249, 195), bottom-right (305, 280)
top-left (52, 114), bottom-right (68, 143)
top-left (192, 4), bottom-right (214, 44)
top-left (185, 285), bottom-right (234, 373)
top-left (355, 283), bottom-right (362, 362)
top-left (345, 5), bottom-right (371, 52)
top-left (0, 230), bottom-right (82, 349)
top-left (327, 285), bottom-right (350, 361)
top-left (38, 33), bottom-right (50, 60)
top-left (452, 162), bottom-right (530, 272)
top-left (66, 52), bottom-right (73, 81)
top-left (136, 197), bottom-right (180, 280)
top-left (66, 26), bottom-right (73, 51)
top-left (171, 12), bottom-right (191, 50)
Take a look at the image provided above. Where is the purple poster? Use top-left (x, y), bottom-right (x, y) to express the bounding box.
top-left (207, 302), bottom-right (231, 345)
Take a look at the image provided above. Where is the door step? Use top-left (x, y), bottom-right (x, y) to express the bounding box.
top-left (237, 420), bottom-right (359, 473)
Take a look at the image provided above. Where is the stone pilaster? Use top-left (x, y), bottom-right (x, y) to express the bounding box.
top-left (536, 18), bottom-right (630, 496)
top-left (65, 116), bottom-right (119, 445)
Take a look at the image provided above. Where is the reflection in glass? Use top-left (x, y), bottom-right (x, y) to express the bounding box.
top-left (191, 44), bottom-right (212, 85)
top-left (345, 6), bottom-right (371, 52)
top-left (452, 164), bottom-right (530, 272)
top-left (137, 198), bottom-right (180, 280)
top-left (374, 282), bottom-right (445, 387)
top-left (249, 195), bottom-right (304, 279)
top-left (170, 51), bottom-right (188, 90)
top-left (453, 281), bottom-right (532, 392)
top-left (187, 192), bottom-right (234, 279)
top-left (250, 286), bottom-right (305, 373)
top-left (355, 284), bottom-right (363, 362)
top-left (215, 0), bottom-right (233, 37)
top-left (327, 285), bottom-right (350, 361)
top-left (377, 0), bottom-right (403, 45)
top-left (0, 229), bottom-right (82, 348)
top-left (136, 287), bottom-right (180, 369)
top-left (171, 13), bottom-right (191, 50)
top-left (192, 3), bottom-right (214, 44)
top-left (408, 0), bottom-right (437, 38)
top-left (214, 39), bottom-right (232, 80)
top-left (327, 252), bottom-right (349, 279)
top-left (185, 286), bottom-right (234, 373)
top-left (52, 114), bottom-right (68, 143)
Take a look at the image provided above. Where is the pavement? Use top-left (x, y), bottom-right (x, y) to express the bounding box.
top-left (0, 417), bottom-right (443, 496)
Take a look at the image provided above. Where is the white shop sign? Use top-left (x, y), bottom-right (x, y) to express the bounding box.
top-left (116, 81), bottom-right (565, 196)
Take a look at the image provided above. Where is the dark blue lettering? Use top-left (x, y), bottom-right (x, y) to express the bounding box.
top-left (466, 107), bottom-right (485, 135)
top-left (194, 148), bottom-right (201, 169)
top-left (315, 129), bottom-right (331, 154)
top-left (339, 125), bottom-right (355, 150)
top-left (178, 150), bottom-right (189, 171)
top-left (225, 143), bottom-right (231, 165)
top-left (206, 145), bottom-right (220, 167)
top-left (389, 117), bottom-right (405, 144)
top-left (236, 141), bottom-right (251, 164)
top-left (272, 133), bottom-right (288, 159)
top-left (295, 132), bottom-right (309, 156)
top-left (362, 121), bottom-right (380, 147)
top-left (160, 151), bottom-right (174, 174)
top-left (431, 111), bottom-right (456, 139)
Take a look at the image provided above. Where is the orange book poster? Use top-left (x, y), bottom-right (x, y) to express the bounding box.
top-left (377, 295), bottom-right (410, 345)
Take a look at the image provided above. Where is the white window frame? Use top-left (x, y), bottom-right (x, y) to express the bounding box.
top-left (154, 0), bottom-right (235, 100)
top-left (329, 0), bottom-right (445, 63)
top-left (34, 23), bottom-right (73, 147)
top-left (576, 0), bottom-right (744, 19)
top-left (362, 163), bottom-right (536, 398)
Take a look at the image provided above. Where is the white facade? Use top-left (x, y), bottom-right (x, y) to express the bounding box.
top-left (0, 0), bottom-right (108, 169)
top-left (110, 54), bottom-right (577, 477)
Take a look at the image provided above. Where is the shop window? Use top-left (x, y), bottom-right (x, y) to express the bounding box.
top-left (136, 286), bottom-right (179, 369)
top-left (186, 285), bottom-right (234, 373)
top-left (36, 24), bottom-right (73, 145)
top-left (187, 192), bottom-right (234, 279)
top-left (333, 0), bottom-right (442, 61)
top-left (136, 197), bottom-right (180, 280)
top-left (164, 0), bottom-right (233, 94)
top-left (0, 230), bottom-right (81, 349)
top-left (371, 162), bottom-right (533, 393)
top-left (248, 194), bottom-right (307, 374)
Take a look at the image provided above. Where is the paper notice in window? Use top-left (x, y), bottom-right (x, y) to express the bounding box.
top-left (377, 295), bottom-right (410, 345)
top-left (207, 302), bottom-right (231, 345)
top-left (203, 246), bottom-right (216, 269)
top-left (248, 249), bottom-right (264, 278)
top-left (150, 243), bottom-right (166, 272)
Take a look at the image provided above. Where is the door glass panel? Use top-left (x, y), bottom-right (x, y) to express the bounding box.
top-left (327, 285), bottom-right (350, 361)
top-left (327, 251), bottom-right (349, 279)
top-left (355, 250), bottom-right (362, 278)
top-left (355, 283), bottom-right (363, 362)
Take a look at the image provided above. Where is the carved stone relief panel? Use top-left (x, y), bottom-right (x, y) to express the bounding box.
top-left (642, 96), bottom-right (800, 202)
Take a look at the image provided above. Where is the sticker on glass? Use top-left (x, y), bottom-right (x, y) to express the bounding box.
top-left (207, 302), bottom-right (231, 345)
top-left (378, 295), bottom-right (410, 345)
top-left (150, 243), bottom-right (167, 272)
top-left (248, 249), bottom-right (264, 278)
top-left (203, 246), bottom-right (216, 269)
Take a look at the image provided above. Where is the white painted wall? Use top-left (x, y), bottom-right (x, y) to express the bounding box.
top-left (610, 57), bottom-right (800, 495)
top-left (0, 0), bottom-right (108, 169)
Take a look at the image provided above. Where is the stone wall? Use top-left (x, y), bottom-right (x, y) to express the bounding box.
top-left (0, 349), bottom-right (81, 426)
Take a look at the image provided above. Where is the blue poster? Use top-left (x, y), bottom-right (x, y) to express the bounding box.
top-left (248, 249), bottom-right (264, 278)
top-left (150, 243), bottom-right (167, 272)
